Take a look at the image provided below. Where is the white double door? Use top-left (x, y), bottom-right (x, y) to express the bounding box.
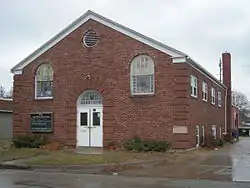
top-left (77, 107), bottom-right (103, 147)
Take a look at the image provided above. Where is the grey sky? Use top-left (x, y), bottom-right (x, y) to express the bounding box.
top-left (1, 0), bottom-right (250, 96)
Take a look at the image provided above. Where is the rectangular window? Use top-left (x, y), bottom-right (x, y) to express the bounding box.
top-left (80, 112), bottom-right (88, 126)
top-left (132, 75), bottom-right (154, 94)
top-left (218, 91), bottom-right (222, 107)
top-left (212, 125), bottom-right (217, 139)
top-left (92, 112), bottom-right (101, 126)
top-left (211, 87), bottom-right (215, 105)
top-left (190, 75), bottom-right (197, 98)
top-left (202, 82), bottom-right (208, 101)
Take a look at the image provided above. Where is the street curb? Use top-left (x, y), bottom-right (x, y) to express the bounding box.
top-left (0, 163), bottom-right (30, 170)
top-left (0, 158), bottom-right (169, 172)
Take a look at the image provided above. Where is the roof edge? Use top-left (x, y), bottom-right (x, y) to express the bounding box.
top-left (186, 57), bottom-right (227, 89)
top-left (11, 10), bottom-right (186, 73)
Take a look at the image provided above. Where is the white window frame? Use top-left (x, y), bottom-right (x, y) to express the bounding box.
top-left (211, 87), bottom-right (215, 105)
top-left (190, 75), bottom-right (197, 98)
top-left (202, 126), bottom-right (205, 145)
top-left (35, 64), bottom-right (53, 100)
top-left (218, 91), bottom-right (222, 107)
top-left (212, 125), bottom-right (217, 139)
top-left (202, 82), bottom-right (208, 101)
top-left (130, 55), bottom-right (155, 95)
top-left (196, 125), bottom-right (200, 147)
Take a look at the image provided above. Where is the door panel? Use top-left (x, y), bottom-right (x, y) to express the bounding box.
top-left (77, 108), bottom-right (90, 146)
top-left (90, 108), bottom-right (103, 147)
top-left (77, 107), bottom-right (103, 147)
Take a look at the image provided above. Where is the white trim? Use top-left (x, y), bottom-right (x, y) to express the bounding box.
top-left (174, 57), bottom-right (226, 90)
top-left (0, 110), bottom-right (12, 113)
top-left (218, 91), bottom-right (222, 107)
top-left (196, 125), bottom-right (200, 148)
top-left (202, 82), bottom-right (208, 101)
top-left (0, 98), bottom-right (13, 101)
top-left (212, 125), bottom-right (217, 139)
top-left (11, 10), bottom-right (185, 73)
top-left (13, 70), bottom-right (22, 75)
top-left (211, 87), bottom-right (215, 105)
top-left (190, 75), bottom-right (197, 98)
top-left (35, 97), bottom-right (54, 100)
top-left (186, 58), bottom-right (226, 90)
top-left (172, 57), bottom-right (186, 63)
top-left (202, 125), bottom-right (205, 145)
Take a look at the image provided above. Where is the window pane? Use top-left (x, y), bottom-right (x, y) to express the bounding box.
top-left (136, 75), bottom-right (151, 93)
top-left (81, 90), bottom-right (102, 105)
top-left (93, 112), bottom-right (100, 126)
top-left (80, 112), bottom-right (88, 126)
top-left (37, 81), bottom-right (52, 97)
top-left (132, 76), bottom-right (137, 93)
top-left (194, 87), bottom-right (197, 96)
top-left (37, 64), bottom-right (53, 81)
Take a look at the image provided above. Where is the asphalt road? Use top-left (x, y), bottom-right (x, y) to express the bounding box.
top-left (0, 169), bottom-right (249, 188)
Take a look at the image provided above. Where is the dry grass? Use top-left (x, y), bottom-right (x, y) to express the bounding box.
top-left (25, 151), bottom-right (177, 165)
top-left (0, 148), bottom-right (50, 162)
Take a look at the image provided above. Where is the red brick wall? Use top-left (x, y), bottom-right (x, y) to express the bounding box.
top-left (13, 19), bottom-right (176, 147)
top-left (13, 19), bottom-right (226, 149)
top-left (188, 67), bottom-right (226, 147)
top-left (0, 99), bottom-right (13, 111)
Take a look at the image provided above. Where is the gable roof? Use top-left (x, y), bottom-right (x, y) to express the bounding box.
top-left (11, 10), bottom-right (186, 73)
top-left (10, 10), bottom-right (226, 89)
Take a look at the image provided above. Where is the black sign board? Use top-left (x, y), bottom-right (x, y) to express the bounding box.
top-left (30, 113), bottom-right (53, 132)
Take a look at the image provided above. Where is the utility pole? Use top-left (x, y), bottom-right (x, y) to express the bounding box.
top-left (219, 58), bottom-right (222, 82)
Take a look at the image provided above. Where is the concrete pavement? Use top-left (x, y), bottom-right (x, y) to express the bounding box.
top-left (0, 169), bottom-right (249, 188)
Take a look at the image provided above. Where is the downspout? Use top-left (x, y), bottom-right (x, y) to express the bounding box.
top-left (224, 88), bottom-right (227, 135)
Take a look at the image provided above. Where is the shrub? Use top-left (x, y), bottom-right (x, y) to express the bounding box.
top-left (13, 134), bottom-right (48, 148)
top-left (214, 139), bottom-right (224, 147)
top-left (123, 136), bottom-right (171, 152)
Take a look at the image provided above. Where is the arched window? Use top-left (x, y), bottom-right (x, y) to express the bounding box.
top-left (130, 55), bottom-right (155, 95)
top-left (80, 90), bottom-right (102, 105)
top-left (36, 64), bottom-right (53, 98)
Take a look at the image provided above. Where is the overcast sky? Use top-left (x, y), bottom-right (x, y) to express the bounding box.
top-left (1, 0), bottom-right (250, 97)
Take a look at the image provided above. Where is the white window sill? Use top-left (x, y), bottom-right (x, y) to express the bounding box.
top-left (211, 102), bottom-right (215, 105)
top-left (131, 93), bottom-right (155, 97)
top-left (35, 97), bottom-right (54, 100)
top-left (202, 98), bottom-right (207, 102)
top-left (218, 105), bottom-right (222, 108)
top-left (191, 94), bottom-right (197, 98)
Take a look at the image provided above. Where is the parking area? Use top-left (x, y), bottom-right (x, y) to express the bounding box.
top-left (115, 138), bottom-right (250, 182)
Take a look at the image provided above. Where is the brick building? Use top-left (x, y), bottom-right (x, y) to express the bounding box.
top-left (11, 11), bottom-right (232, 148)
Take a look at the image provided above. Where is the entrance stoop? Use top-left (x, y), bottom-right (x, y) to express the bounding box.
top-left (76, 147), bottom-right (103, 155)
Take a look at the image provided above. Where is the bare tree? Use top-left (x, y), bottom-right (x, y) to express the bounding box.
top-left (0, 85), bottom-right (5, 98)
top-left (232, 91), bottom-right (250, 123)
top-left (5, 87), bottom-right (13, 99)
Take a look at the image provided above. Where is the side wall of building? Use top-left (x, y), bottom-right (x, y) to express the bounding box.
top-left (187, 66), bottom-right (226, 147)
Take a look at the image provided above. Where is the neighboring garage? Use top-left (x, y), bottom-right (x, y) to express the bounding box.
top-left (0, 98), bottom-right (13, 138)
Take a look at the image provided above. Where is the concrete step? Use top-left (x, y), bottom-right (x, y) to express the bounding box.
top-left (76, 147), bottom-right (103, 155)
